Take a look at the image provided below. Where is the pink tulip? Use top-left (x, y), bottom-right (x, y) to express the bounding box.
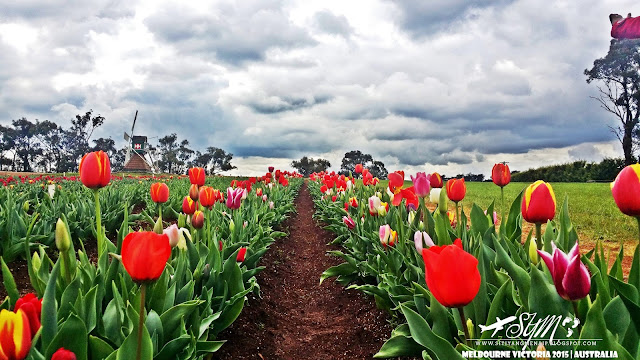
top-left (410, 172), bottom-right (431, 198)
top-left (413, 231), bottom-right (434, 252)
top-left (226, 187), bottom-right (243, 209)
top-left (537, 242), bottom-right (591, 301)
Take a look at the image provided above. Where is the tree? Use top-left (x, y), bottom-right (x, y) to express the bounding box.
top-left (205, 147), bottom-right (236, 174)
top-left (339, 150), bottom-right (388, 179)
top-left (368, 160), bottom-right (388, 179)
top-left (158, 134), bottom-right (180, 173)
top-left (64, 110), bottom-right (106, 169)
top-left (11, 118), bottom-right (41, 172)
top-left (585, 39), bottom-right (640, 165)
top-left (291, 156), bottom-right (331, 176)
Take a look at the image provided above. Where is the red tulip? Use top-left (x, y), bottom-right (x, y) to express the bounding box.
top-left (122, 231), bottom-right (171, 283)
top-left (388, 171), bottom-right (404, 195)
top-left (52, 348), bottom-right (77, 360)
top-left (355, 163), bottom-right (363, 174)
top-left (421, 239), bottom-right (480, 307)
top-left (362, 171), bottom-right (374, 186)
top-left (492, 163), bottom-right (511, 187)
top-left (237, 248), bottom-right (247, 262)
top-left (429, 172), bottom-right (443, 188)
top-left (611, 164), bottom-right (640, 217)
top-left (199, 186), bottom-right (216, 208)
top-left (14, 293), bottom-right (41, 338)
top-left (268, 166), bottom-right (274, 173)
top-left (150, 182), bottom-right (169, 204)
top-left (187, 184), bottom-right (199, 201)
top-left (0, 309), bottom-right (31, 360)
top-left (78, 151), bottom-right (111, 189)
top-left (192, 210), bottom-right (204, 229)
top-left (279, 175), bottom-right (289, 187)
top-left (182, 196), bottom-right (198, 215)
top-left (522, 180), bottom-right (556, 224)
top-left (188, 167), bottom-right (205, 186)
top-left (256, 188), bottom-right (263, 197)
top-left (446, 178), bottom-right (466, 202)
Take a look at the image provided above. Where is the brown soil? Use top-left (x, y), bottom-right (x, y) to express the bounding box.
top-left (213, 183), bottom-right (396, 360)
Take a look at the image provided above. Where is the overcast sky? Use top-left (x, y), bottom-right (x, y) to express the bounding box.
top-left (0, 0), bottom-right (635, 176)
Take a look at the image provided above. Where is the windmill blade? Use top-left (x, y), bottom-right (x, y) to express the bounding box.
top-left (124, 132), bottom-right (130, 141)
top-left (131, 110), bottom-right (138, 134)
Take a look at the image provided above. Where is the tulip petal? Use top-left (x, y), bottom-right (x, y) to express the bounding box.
top-left (537, 249), bottom-right (554, 274)
top-left (562, 255), bottom-right (591, 300)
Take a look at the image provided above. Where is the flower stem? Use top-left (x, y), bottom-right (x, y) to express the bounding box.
top-left (572, 301), bottom-right (582, 336)
top-left (535, 223), bottom-right (542, 250)
top-left (500, 186), bottom-right (505, 227)
top-left (458, 307), bottom-right (471, 346)
top-left (158, 205), bottom-right (162, 223)
top-left (455, 201), bottom-right (461, 235)
top-left (94, 189), bottom-right (103, 258)
top-left (61, 250), bottom-right (72, 284)
top-left (136, 283), bottom-right (147, 360)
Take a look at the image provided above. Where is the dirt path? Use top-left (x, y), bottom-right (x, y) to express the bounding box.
top-left (214, 183), bottom-right (394, 360)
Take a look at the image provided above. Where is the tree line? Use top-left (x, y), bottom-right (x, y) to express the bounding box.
top-left (291, 150), bottom-right (388, 178)
top-left (509, 158), bottom-right (626, 183)
top-left (0, 112), bottom-right (235, 174)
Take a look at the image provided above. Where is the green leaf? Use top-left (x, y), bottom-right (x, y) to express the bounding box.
top-left (0, 256), bottom-right (19, 308)
top-left (375, 324), bottom-right (425, 358)
top-left (160, 300), bottom-right (202, 339)
top-left (46, 314), bottom-right (88, 360)
top-left (116, 311), bottom-right (153, 360)
top-left (41, 261), bottom-right (60, 352)
top-left (494, 239), bottom-right (530, 306)
top-left (577, 296), bottom-right (633, 359)
top-left (400, 304), bottom-right (464, 360)
top-left (155, 335), bottom-right (191, 360)
top-left (89, 336), bottom-right (115, 360)
top-left (319, 262), bottom-right (357, 285)
top-left (195, 340), bottom-right (225, 354)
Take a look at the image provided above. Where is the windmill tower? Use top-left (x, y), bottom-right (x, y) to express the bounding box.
top-left (123, 110), bottom-right (155, 173)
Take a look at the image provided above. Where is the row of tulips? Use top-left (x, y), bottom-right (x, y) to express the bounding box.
top-left (1, 152), bottom-right (302, 360)
top-left (311, 164), bottom-right (640, 359)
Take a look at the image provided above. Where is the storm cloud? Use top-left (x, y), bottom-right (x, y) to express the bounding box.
top-left (0, 0), bottom-right (632, 176)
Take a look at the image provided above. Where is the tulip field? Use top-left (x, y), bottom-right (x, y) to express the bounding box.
top-left (310, 166), bottom-right (640, 359)
top-left (3, 154), bottom-right (640, 360)
top-left (0, 151), bottom-right (303, 359)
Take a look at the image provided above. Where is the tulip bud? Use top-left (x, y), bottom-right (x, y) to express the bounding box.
top-left (52, 348), bottom-right (77, 360)
top-left (32, 252), bottom-right (41, 272)
top-left (189, 184), bottom-right (199, 201)
top-left (466, 319), bottom-right (475, 340)
top-left (203, 263), bottom-right (211, 281)
top-left (438, 188), bottom-right (448, 215)
top-left (408, 211), bottom-right (416, 224)
top-left (529, 238), bottom-right (539, 265)
top-left (23, 201), bottom-right (30, 212)
top-left (178, 213), bottom-right (187, 228)
top-left (55, 218), bottom-right (71, 252)
top-left (269, 201), bottom-right (274, 209)
top-left (229, 219), bottom-right (235, 232)
top-left (237, 247), bottom-right (247, 262)
top-left (192, 211), bottom-right (204, 229)
top-left (163, 224), bottom-right (180, 248)
top-left (153, 216), bottom-right (163, 234)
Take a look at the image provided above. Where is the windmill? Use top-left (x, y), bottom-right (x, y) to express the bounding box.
top-left (123, 110), bottom-right (155, 173)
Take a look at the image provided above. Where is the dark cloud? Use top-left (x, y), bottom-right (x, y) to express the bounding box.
top-left (249, 95), bottom-right (332, 114)
top-left (313, 10), bottom-right (353, 37)
top-left (390, 0), bottom-right (516, 37)
top-left (144, 1), bottom-right (316, 65)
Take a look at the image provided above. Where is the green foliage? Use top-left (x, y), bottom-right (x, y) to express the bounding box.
top-left (511, 158), bottom-right (626, 182)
